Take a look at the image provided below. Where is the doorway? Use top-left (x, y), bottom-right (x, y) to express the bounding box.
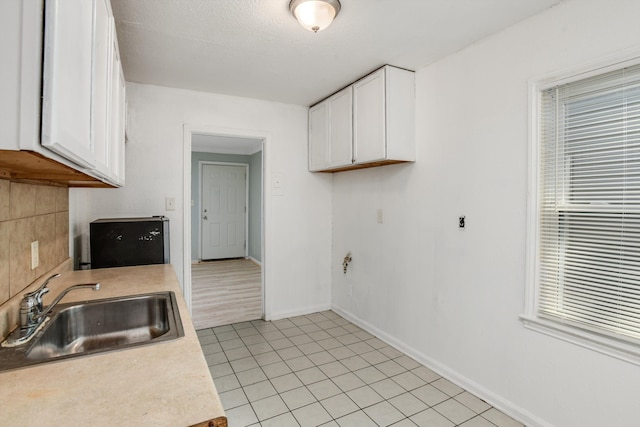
top-left (183, 127), bottom-right (265, 328)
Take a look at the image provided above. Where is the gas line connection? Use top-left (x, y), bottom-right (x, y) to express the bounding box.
top-left (343, 253), bottom-right (352, 274)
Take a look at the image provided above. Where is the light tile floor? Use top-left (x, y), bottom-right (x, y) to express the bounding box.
top-left (197, 311), bottom-right (525, 427)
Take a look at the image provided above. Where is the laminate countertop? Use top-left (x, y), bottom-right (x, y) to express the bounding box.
top-left (0, 264), bottom-right (226, 427)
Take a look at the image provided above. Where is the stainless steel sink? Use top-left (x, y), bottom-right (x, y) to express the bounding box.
top-left (0, 292), bottom-right (184, 372)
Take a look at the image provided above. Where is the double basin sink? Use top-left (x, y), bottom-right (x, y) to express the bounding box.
top-left (0, 292), bottom-right (184, 372)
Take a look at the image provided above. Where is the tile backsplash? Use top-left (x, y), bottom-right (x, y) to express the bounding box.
top-left (0, 180), bottom-right (69, 306)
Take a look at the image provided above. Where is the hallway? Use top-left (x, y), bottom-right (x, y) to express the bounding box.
top-left (192, 258), bottom-right (262, 329)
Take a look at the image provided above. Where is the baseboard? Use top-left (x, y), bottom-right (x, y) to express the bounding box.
top-left (266, 304), bottom-right (332, 322)
top-left (192, 257), bottom-right (258, 265)
top-left (330, 305), bottom-right (552, 427)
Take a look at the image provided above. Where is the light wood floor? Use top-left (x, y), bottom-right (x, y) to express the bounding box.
top-left (191, 258), bottom-right (262, 330)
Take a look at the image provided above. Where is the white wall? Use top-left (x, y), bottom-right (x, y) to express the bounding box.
top-left (331, 1), bottom-right (640, 426)
top-left (72, 83), bottom-right (333, 320)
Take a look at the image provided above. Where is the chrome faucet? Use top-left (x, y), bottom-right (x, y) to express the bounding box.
top-left (19, 273), bottom-right (59, 331)
top-left (6, 274), bottom-right (100, 345)
top-left (29, 283), bottom-right (101, 326)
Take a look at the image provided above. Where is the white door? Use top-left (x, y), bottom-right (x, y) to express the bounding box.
top-left (201, 164), bottom-right (247, 260)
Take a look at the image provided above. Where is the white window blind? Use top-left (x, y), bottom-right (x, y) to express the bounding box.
top-left (538, 63), bottom-right (640, 343)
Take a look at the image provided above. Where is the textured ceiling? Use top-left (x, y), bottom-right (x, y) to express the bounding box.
top-left (111, 0), bottom-right (563, 106)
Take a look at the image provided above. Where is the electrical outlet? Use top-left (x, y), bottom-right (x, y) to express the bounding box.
top-left (377, 209), bottom-right (384, 224)
top-left (459, 216), bottom-right (466, 229)
top-left (31, 241), bottom-right (39, 270)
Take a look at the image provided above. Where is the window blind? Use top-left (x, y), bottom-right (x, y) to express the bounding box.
top-left (538, 64), bottom-right (640, 342)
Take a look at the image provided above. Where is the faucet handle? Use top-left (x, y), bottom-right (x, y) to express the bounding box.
top-left (20, 288), bottom-right (47, 311)
top-left (23, 273), bottom-right (60, 315)
top-left (23, 273), bottom-right (60, 300)
top-left (34, 287), bottom-right (50, 306)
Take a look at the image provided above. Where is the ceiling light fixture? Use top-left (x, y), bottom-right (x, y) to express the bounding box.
top-left (289, 0), bottom-right (341, 33)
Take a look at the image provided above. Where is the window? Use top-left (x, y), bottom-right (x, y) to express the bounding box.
top-left (525, 61), bottom-right (640, 360)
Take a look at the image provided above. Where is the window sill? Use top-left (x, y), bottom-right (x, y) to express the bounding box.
top-left (520, 314), bottom-right (640, 366)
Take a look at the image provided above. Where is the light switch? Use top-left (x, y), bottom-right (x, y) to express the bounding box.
top-left (166, 197), bottom-right (176, 211)
top-left (272, 173), bottom-right (283, 196)
top-left (273, 173), bottom-right (283, 188)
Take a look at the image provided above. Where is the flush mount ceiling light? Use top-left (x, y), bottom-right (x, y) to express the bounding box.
top-left (289, 0), bottom-right (341, 33)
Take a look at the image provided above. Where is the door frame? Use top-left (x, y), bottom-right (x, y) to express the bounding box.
top-left (183, 124), bottom-right (267, 317)
top-left (198, 161), bottom-right (249, 261)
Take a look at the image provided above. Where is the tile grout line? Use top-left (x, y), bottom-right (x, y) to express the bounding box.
top-left (220, 320), bottom-right (443, 425)
top-left (200, 311), bottom-right (515, 427)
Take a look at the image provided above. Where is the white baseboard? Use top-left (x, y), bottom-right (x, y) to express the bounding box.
top-left (248, 256), bottom-right (262, 266)
top-left (266, 304), bottom-right (332, 322)
top-left (330, 305), bottom-right (552, 427)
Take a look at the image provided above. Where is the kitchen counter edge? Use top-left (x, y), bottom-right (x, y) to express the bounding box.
top-left (0, 264), bottom-right (226, 427)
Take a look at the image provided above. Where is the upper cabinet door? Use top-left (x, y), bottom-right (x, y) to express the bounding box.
top-left (41, 0), bottom-right (95, 169)
top-left (308, 87), bottom-right (353, 172)
top-left (328, 87), bottom-right (353, 168)
top-left (91, 0), bottom-right (114, 177)
top-left (0, 1), bottom-right (23, 151)
top-left (309, 102), bottom-right (330, 171)
top-left (353, 69), bottom-right (386, 164)
top-left (109, 32), bottom-right (126, 186)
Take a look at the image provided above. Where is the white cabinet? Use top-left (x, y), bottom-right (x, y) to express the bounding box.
top-left (108, 34), bottom-right (127, 186)
top-left (42, 0), bottom-right (125, 186)
top-left (309, 102), bottom-right (329, 171)
top-left (90, 0), bottom-right (115, 178)
top-left (354, 66), bottom-right (415, 166)
top-left (328, 88), bottom-right (353, 168)
top-left (0, 0), bottom-right (126, 187)
top-left (91, 0), bottom-right (126, 186)
top-left (0, 1), bottom-right (32, 151)
top-left (308, 65), bottom-right (415, 172)
top-left (1, 0), bottom-right (47, 153)
top-left (353, 71), bottom-right (386, 163)
top-left (309, 87), bottom-right (352, 171)
top-left (41, 0), bottom-right (95, 169)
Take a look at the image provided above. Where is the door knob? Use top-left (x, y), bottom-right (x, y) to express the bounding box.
top-left (203, 216), bottom-right (208, 220)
